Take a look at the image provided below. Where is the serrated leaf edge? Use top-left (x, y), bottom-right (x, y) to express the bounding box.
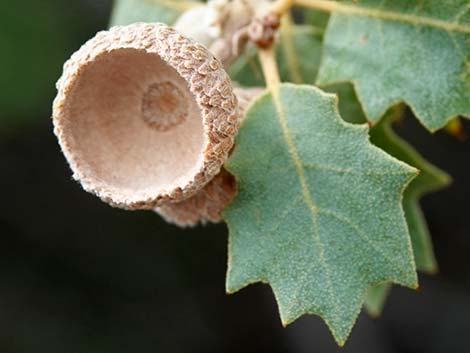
top-left (223, 83), bottom-right (419, 345)
top-left (316, 11), bottom-right (470, 132)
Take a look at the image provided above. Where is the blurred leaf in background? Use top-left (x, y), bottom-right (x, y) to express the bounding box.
top-left (110, 0), bottom-right (202, 27)
top-left (230, 23), bottom-right (323, 86)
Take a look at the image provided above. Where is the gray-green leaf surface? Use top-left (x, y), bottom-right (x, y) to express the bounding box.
top-left (317, 0), bottom-right (470, 131)
top-left (223, 84), bottom-right (418, 345)
top-left (370, 110), bottom-right (451, 273)
top-left (364, 283), bottom-right (391, 317)
top-left (363, 109), bottom-right (451, 316)
top-left (110, 0), bottom-right (200, 26)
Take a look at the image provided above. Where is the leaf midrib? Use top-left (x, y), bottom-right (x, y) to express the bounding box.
top-left (270, 85), bottom-right (412, 282)
top-left (296, 0), bottom-right (470, 34)
top-left (270, 86), bottom-right (340, 321)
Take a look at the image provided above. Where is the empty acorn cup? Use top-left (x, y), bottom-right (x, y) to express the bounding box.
top-left (52, 22), bottom-right (239, 210)
top-left (153, 86), bottom-right (263, 227)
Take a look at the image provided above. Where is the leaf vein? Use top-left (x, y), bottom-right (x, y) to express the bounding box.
top-left (317, 208), bottom-right (408, 278)
top-left (454, 2), bottom-right (470, 24)
top-left (271, 86), bottom-right (341, 319)
top-left (296, 0), bottom-right (470, 33)
top-left (265, 195), bottom-right (304, 235)
top-left (302, 162), bottom-right (406, 177)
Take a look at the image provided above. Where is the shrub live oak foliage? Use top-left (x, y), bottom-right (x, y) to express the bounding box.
top-left (110, 0), bottom-right (469, 345)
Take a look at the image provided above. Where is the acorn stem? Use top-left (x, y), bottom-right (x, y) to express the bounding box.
top-left (258, 46), bottom-right (280, 89)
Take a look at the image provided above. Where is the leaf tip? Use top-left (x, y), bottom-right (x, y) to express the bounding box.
top-left (336, 339), bottom-right (346, 347)
top-left (330, 327), bottom-right (348, 347)
top-left (424, 266), bottom-right (439, 276)
top-left (225, 273), bottom-right (248, 296)
top-left (365, 308), bottom-right (382, 319)
top-left (225, 287), bottom-right (236, 295)
top-left (225, 278), bottom-right (240, 296)
top-left (440, 172), bottom-right (453, 188)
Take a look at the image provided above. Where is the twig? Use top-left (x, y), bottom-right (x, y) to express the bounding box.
top-left (258, 47), bottom-right (281, 90)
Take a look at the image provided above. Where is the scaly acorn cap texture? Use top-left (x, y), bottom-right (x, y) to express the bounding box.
top-left (156, 168), bottom-right (236, 227)
top-left (53, 22), bottom-right (238, 210)
top-left (154, 87), bottom-right (265, 227)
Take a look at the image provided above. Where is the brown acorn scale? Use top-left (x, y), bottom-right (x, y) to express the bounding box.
top-left (53, 23), bottom-right (238, 210)
top-left (156, 168), bottom-right (237, 227)
top-left (154, 87), bottom-right (265, 227)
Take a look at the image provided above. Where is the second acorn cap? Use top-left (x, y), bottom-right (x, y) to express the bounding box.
top-left (53, 23), bottom-right (238, 209)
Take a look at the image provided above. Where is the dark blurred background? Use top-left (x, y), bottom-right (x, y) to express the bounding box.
top-left (0, 1), bottom-right (469, 352)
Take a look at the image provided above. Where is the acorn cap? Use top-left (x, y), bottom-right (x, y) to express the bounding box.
top-left (53, 23), bottom-right (238, 209)
top-left (154, 87), bottom-right (265, 227)
top-left (156, 168), bottom-right (236, 227)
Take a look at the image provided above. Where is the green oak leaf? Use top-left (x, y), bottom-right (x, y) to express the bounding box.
top-left (363, 109), bottom-right (451, 316)
top-left (110, 0), bottom-right (200, 27)
top-left (230, 10), bottom-right (445, 280)
top-left (223, 83), bottom-right (418, 345)
top-left (370, 110), bottom-right (451, 273)
top-left (330, 87), bottom-right (451, 315)
top-left (324, 83), bottom-right (368, 125)
top-left (364, 283), bottom-right (391, 317)
top-left (332, 90), bottom-right (450, 274)
top-left (229, 25), bottom-right (323, 86)
top-left (299, 7), bottom-right (330, 30)
top-left (317, 0), bottom-right (470, 131)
